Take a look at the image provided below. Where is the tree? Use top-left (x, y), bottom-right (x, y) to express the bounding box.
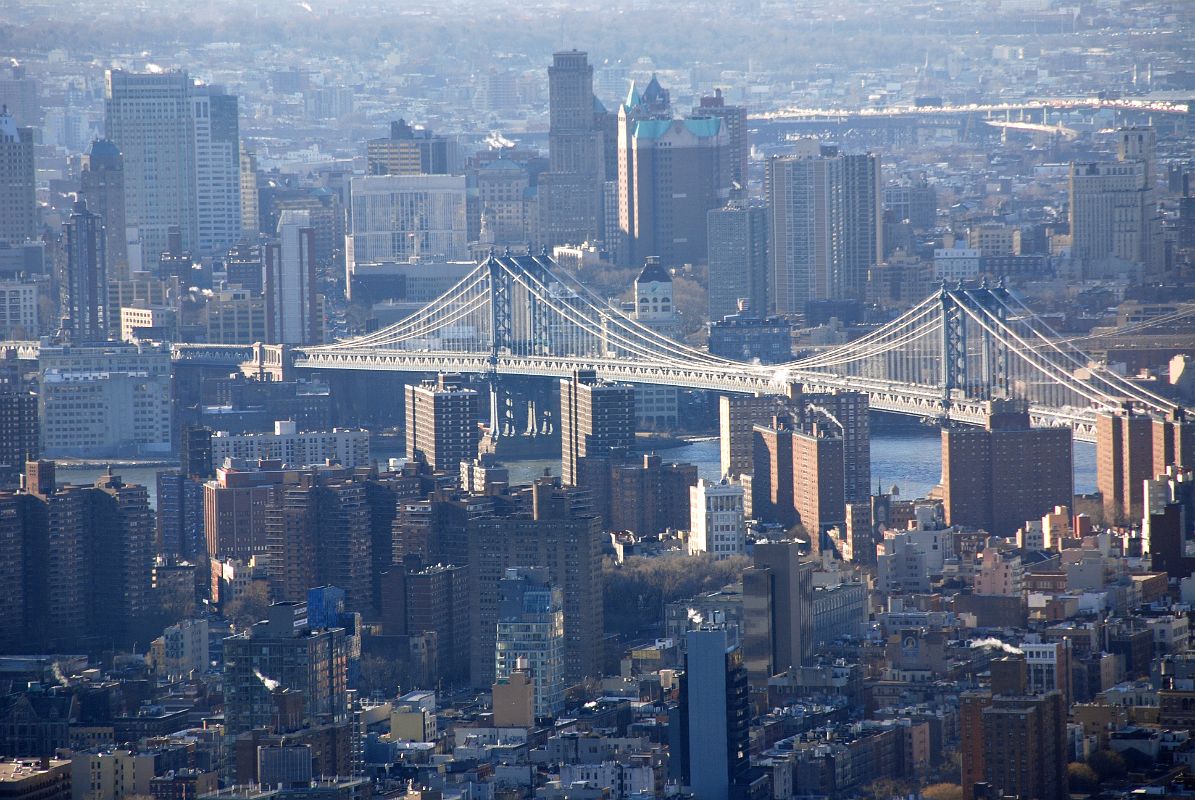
top-left (601, 554), bottom-right (749, 636)
top-left (921, 784), bottom-right (964, 800)
top-left (1088, 749), bottom-right (1127, 782)
top-left (1067, 762), bottom-right (1099, 793)
top-left (223, 582), bottom-right (271, 631)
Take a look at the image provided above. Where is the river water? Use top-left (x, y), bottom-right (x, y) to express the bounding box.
top-left (55, 417), bottom-right (1097, 509)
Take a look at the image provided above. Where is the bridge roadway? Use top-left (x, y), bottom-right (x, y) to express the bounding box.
top-left (295, 347), bottom-right (1100, 442)
top-left (4, 339), bottom-right (1099, 441)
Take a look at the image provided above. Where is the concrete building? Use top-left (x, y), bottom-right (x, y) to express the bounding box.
top-left (538, 51), bottom-right (604, 249)
top-left (1070, 127), bottom-right (1162, 279)
top-left (210, 423), bottom-right (370, 470)
top-left (192, 85), bottom-right (241, 256)
top-left (707, 205), bottom-right (768, 321)
top-left (694, 89), bottom-right (748, 194)
top-left (366, 119), bottom-right (455, 176)
top-left (743, 541), bottom-right (814, 686)
top-left (151, 618), bottom-right (210, 679)
top-left (222, 602), bottom-right (349, 736)
top-left (688, 478), bottom-right (746, 559)
top-left (631, 258), bottom-right (679, 429)
top-left (676, 627), bottom-right (750, 800)
top-left (0, 107), bottom-right (36, 246)
top-left (942, 400), bottom-right (1073, 537)
top-left (495, 568), bottom-right (566, 720)
top-left (768, 141), bottom-right (881, 313)
top-left (346, 175), bottom-right (468, 267)
top-left (404, 374), bottom-right (480, 473)
top-left (0, 281), bottom-right (37, 339)
top-left (104, 70), bottom-right (198, 270)
top-left (617, 87), bottom-right (728, 267)
top-left (560, 370), bottom-right (635, 486)
top-left (38, 343), bottom-right (172, 457)
top-left (265, 210), bottom-right (320, 345)
top-left (0, 758), bottom-right (70, 800)
top-left (63, 199), bottom-right (108, 343)
top-left (79, 140), bottom-right (128, 278)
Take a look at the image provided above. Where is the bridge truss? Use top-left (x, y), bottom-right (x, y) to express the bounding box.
top-left (295, 253), bottom-right (1180, 443)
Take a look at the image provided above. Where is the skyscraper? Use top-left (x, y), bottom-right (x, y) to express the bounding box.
top-left (538, 51), bottom-right (604, 248)
top-left (559, 369), bottom-right (635, 486)
top-left (707, 204), bottom-right (768, 320)
top-left (1070, 126), bottom-right (1162, 279)
top-left (79, 140), bottom-right (128, 279)
top-left (192, 85), bottom-right (241, 256)
top-left (0, 491), bottom-right (24, 651)
top-left (1096, 403), bottom-right (1156, 524)
top-left (404, 374), bottom-right (480, 473)
top-left (494, 567), bottom-right (566, 720)
top-left (675, 627), bottom-right (751, 800)
top-left (694, 89), bottom-right (748, 194)
top-left (942, 399), bottom-right (1073, 537)
top-left (468, 479), bottom-right (603, 686)
top-left (104, 70), bottom-right (198, 270)
top-left (767, 141), bottom-right (881, 313)
top-left (63, 198), bottom-right (108, 342)
top-left (962, 685), bottom-right (1067, 800)
top-left (345, 174), bottom-right (469, 265)
top-left (17, 461), bottom-right (88, 650)
top-left (264, 210), bottom-right (320, 345)
top-left (0, 106), bottom-right (36, 246)
top-left (742, 540), bottom-right (814, 687)
top-left (87, 471), bottom-right (154, 644)
top-left (617, 80), bottom-right (729, 267)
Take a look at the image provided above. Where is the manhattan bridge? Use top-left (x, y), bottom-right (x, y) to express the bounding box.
top-left (165, 252), bottom-right (1185, 444)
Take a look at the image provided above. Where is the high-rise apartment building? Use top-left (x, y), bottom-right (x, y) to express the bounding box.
top-left (0, 107), bottom-right (36, 246)
top-left (264, 210), bottom-right (321, 345)
top-left (467, 479), bottom-right (603, 687)
top-left (767, 141), bottom-right (881, 313)
top-left (87, 471), bottom-right (154, 643)
top-left (192, 86), bottom-right (241, 256)
top-left (0, 360), bottom-right (38, 479)
top-left (0, 492), bottom-right (24, 650)
top-left (675, 627), bottom-right (751, 800)
top-left (156, 470), bottom-right (205, 562)
top-left (346, 174), bottom-right (469, 266)
top-left (204, 461), bottom-right (290, 564)
top-left (942, 400), bottom-right (1073, 537)
top-left (366, 119), bottom-right (455, 176)
top-left (1097, 403), bottom-right (1158, 525)
top-left (265, 471), bottom-right (371, 611)
top-left (538, 51), bottom-right (605, 248)
top-left (63, 198), bottom-right (108, 342)
top-left (751, 413), bottom-right (845, 536)
top-left (210, 422), bottom-right (370, 470)
top-left (16, 461), bottom-right (87, 650)
top-left (961, 686), bottom-right (1067, 800)
top-left (560, 370), bottom-right (635, 486)
top-left (707, 204), bottom-right (768, 320)
top-left (617, 83), bottom-right (728, 267)
top-left (381, 562), bottom-right (469, 685)
top-left (495, 567), bottom-right (566, 720)
top-left (239, 144), bottom-right (260, 238)
top-left (80, 140), bottom-right (128, 278)
top-left (0, 281), bottom-right (37, 340)
top-left (104, 70), bottom-right (198, 270)
top-left (223, 602), bottom-right (349, 736)
top-left (1070, 127), bottom-right (1162, 279)
top-left (404, 374), bottom-right (480, 473)
top-left (742, 540), bottom-right (814, 687)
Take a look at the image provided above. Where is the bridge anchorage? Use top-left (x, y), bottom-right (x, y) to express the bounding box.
top-left (157, 254), bottom-right (1178, 445)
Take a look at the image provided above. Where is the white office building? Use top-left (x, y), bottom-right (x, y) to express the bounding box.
top-left (209, 420), bottom-right (370, 469)
top-left (346, 174), bottom-right (469, 267)
top-left (688, 478), bottom-right (746, 559)
top-left (38, 342), bottom-right (173, 456)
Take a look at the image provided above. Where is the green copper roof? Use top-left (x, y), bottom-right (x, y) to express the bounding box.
top-left (631, 117), bottom-right (722, 140)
